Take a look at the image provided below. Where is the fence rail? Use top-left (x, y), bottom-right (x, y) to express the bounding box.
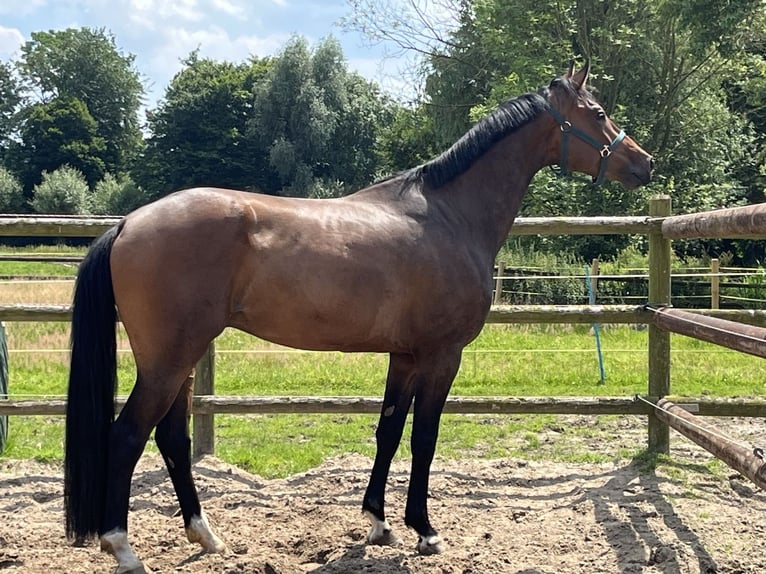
top-left (4, 395), bottom-right (766, 417)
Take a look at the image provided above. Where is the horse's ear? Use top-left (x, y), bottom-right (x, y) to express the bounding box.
top-left (571, 60), bottom-right (590, 91)
top-left (565, 60), bottom-right (576, 79)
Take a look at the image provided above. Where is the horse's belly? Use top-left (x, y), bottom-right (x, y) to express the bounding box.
top-left (229, 297), bottom-right (406, 353)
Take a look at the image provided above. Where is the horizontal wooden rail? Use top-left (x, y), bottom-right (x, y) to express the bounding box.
top-left (3, 395), bottom-right (766, 417)
top-left (654, 398), bottom-right (766, 490)
top-left (0, 216), bottom-right (121, 237)
top-left (661, 203), bottom-right (766, 239)
top-left (509, 216), bottom-right (658, 235)
top-left (0, 304), bottom-right (764, 326)
top-left (0, 215), bottom-right (657, 238)
top-left (0, 254), bottom-right (82, 263)
top-left (651, 307), bottom-right (766, 358)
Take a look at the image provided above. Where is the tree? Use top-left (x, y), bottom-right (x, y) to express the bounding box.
top-left (6, 95), bottom-right (106, 197)
top-left (250, 36), bottom-right (388, 196)
top-left (134, 52), bottom-right (271, 200)
top-left (0, 167), bottom-right (25, 213)
top-left (31, 165), bottom-right (90, 214)
top-left (377, 104), bottom-right (439, 174)
top-left (16, 28), bottom-right (144, 175)
top-left (0, 62), bottom-right (21, 156)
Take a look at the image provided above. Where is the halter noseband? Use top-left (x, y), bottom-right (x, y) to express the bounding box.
top-left (548, 106), bottom-right (626, 185)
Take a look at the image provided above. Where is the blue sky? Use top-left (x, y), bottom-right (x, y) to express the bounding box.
top-left (0, 0), bottom-right (417, 111)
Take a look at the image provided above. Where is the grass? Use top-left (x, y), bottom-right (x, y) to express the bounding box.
top-left (1, 272), bottom-right (765, 478)
top-left (0, 245), bottom-right (83, 278)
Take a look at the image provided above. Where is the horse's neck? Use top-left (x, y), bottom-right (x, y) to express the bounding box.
top-left (436, 119), bottom-right (553, 255)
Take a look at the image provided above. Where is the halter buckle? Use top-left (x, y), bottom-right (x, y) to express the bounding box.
top-left (560, 121), bottom-right (572, 133)
top-left (600, 145), bottom-right (612, 158)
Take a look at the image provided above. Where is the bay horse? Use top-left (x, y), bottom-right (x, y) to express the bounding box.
top-left (64, 63), bottom-right (652, 573)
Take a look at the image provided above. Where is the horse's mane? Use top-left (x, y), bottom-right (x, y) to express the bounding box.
top-left (395, 82), bottom-right (569, 191)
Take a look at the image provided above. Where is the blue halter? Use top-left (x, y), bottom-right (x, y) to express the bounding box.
top-left (547, 105), bottom-right (626, 185)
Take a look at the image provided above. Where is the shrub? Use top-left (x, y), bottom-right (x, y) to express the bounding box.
top-left (91, 173), bottom-right (148, 215)
top-left (30, 165), bottom-right (90, 214)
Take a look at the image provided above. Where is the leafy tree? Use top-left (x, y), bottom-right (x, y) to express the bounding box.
top-left (251, 36), bottom-right (388, 196)
top-left (0, 167), bottom-right (25, 213)
top-left (134, 52), bottom-right (271, 199)
top-left (377, 104), bottom-right (439, 174)
top-left (31, 165), bottom-right (90, 214)
top-left (16, 27), bottom-right (144, 175)
top-left (0, 62), bottom-right (21, 156)
top-left (6, 96), bottom-right (106, 196)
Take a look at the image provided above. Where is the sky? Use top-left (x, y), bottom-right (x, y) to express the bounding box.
top-left (0, 0), bottom-right (418, 112)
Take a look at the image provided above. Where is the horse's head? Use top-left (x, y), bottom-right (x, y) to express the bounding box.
top-left (545, 62), bottom-right (653, 188)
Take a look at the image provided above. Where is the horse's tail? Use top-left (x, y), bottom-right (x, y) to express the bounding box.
top-left (64, 221), bottom-right (124, 540)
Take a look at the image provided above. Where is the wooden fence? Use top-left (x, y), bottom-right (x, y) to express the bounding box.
top-left (0, 198), bottom-right (764, 459)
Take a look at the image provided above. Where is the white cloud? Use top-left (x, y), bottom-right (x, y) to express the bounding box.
top-left (129, 0), bottom-right (204, 29)
top-left (0, 26), bottom-right (25, 59)
top-left (142, 25), bottom-right (290, 105)
top-left (0, 0), bottom-right (47, 17)
top-left (209, 0), bottom-right (245, 18)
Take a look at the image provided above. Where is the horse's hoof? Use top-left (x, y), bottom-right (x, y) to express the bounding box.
top-left (367, 528), bottom-right (403, 547)
top-left (364, 511), bottom-right (402, 547)
top-left (186, 513), bottom-right (227, 553)
top-left (101, 529), bottom-right (145, 574)
top-left (417, 534), bottom-right (444, 555)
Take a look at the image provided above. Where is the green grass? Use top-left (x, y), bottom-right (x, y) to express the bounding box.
top-left (0, 245), bottom-right (83, 277)
top-left (2, 321), bottom-right (765, 477)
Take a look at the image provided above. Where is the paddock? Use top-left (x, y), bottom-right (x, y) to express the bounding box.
top-left (2, 417), bottom-right (766, 573)
top-left (0, 197), bottom-right (765, 572)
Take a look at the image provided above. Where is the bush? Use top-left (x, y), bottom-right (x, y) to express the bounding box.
top-left (0, 167), bottom-right (25, 213)
top-left (30, 165), bottom-right (90, 214)
top-left (91, 173), bottom-right (148, 215)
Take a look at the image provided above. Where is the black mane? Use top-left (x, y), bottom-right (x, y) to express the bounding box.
top-left (404, 88), bottom-right (552, 190)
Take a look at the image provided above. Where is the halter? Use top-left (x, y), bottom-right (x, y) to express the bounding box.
top-left (547, 105), bottom-right (626, 185)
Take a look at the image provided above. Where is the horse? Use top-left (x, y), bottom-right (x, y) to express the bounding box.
top-left (64, 62), bottom-right (652, 573)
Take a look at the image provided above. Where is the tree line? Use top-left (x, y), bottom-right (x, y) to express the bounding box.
top-left (1, 0), bottom-right (764, 264)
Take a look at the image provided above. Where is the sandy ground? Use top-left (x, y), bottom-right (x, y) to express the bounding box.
top-left (1, 416), bottom-right (765, 574)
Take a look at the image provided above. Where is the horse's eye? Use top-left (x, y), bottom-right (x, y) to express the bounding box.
top-left (597, 110), bottom-right (606, 120)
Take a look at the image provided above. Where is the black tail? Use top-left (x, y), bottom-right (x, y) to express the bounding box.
top-left (64, 222), bottom-right (123, 540)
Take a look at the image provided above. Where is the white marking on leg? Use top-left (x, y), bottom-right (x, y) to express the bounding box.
top-left (100, 529), bottom-right (144, 574)
top-left (364, 510), bottom-right (402, 546)
top-left (186, 511), bottom-right (226, 553)
top-left (417, 533), bottom-right (444, 555)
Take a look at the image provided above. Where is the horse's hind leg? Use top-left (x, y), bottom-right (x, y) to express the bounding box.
top-left (154, 376), bottom-right (225, 553)
top-left (363, 353), bottom-right (417, 546)
top-left (99, 369), bottom-right (200, 573)
top-left (98, 379), bottom-right (178, 574)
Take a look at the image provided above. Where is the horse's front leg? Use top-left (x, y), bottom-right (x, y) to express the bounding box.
top-left (405, 348), bottom-right (462, 555)
top-left (363, 353), bottom-right (417, 546)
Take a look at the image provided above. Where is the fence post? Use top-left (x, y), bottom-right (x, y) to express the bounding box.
top-left (493, 261), bottom-right (506, 305)
top-left (648, 195), bottom-right (672, 454)
top-left (0, 323), bottom-right (7, 454)
top-left (192, 342), bottom-right (215, 457)
top-left (710, 258), bottom-right (720, 309)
